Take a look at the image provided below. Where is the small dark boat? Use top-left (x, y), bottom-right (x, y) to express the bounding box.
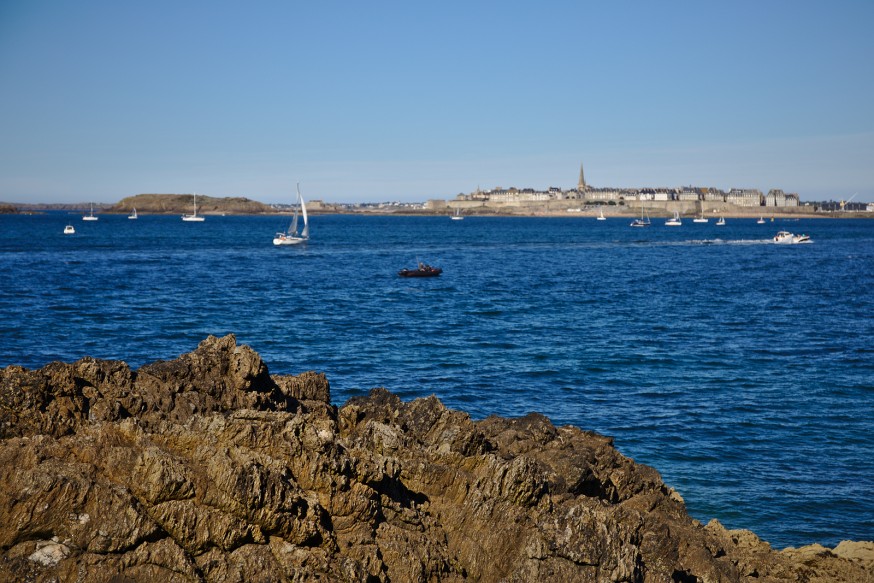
top-left (398, 264), bottom-right (442, 277)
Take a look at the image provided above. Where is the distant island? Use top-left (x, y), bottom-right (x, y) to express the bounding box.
top-left (1, 194), bottom-right (274, 216)
top-left (109, 193), bottom-right (274, 215)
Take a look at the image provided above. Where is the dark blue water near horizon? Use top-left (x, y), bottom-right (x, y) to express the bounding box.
top-left (1, 212), bottom-right (872, 549)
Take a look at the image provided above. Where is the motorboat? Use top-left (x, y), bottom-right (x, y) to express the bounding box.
top-left (63, 225), bottom-right (75, 235)
top-left (665, 211), bottom-right (682, 226)
top-left (773, 231), bottom-right (795, 244)
top-left (399, 264), bottom-right (442, 277)
top-left (773, 231), bottom-right (813, 244)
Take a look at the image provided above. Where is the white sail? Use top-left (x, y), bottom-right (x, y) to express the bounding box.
top-left (289, 206), bottom-right (299, 235)
top-left (299, 185), bottom-right (309, 239)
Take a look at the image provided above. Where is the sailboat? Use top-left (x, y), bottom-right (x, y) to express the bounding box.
top-left (756, 217), bottom-right (766, 224)
top-left (693, 208), bottom-right (708, 223)
top-left (182, 193), bottom-right (205, 222)
top-left (273, 184), bottom-right (309, 245)
top-left (597, 207), bottom-right (607, 220)
top-left (451, 207), bottom-right (464, 220)
top-left (630, 201), bottom-right (650, 227)
top-left (128, 207), bottom-right (138, 220)
top-left (82, 202), bottom-right (98, 221)
top-left (716, 216), bottom-right (726, 226)
top-left (665, 211), bottom-right (682, 226)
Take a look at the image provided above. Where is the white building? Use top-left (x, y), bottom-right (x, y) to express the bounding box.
top-left (703, 190), bottom-right (725, 202)
top-left (726, 189), bottom-right (763, 207)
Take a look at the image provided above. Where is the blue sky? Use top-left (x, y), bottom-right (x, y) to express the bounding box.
top-left (1, 1), bottom-right (872, 204)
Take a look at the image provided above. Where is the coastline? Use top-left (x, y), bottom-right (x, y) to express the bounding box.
top-left (1, 335), bottom-right (871, 581)
top-left (4, 195), bottom-right (872, 220)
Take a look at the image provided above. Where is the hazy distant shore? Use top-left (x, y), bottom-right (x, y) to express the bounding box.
top-left (2, 200), bottom-right (870, 220)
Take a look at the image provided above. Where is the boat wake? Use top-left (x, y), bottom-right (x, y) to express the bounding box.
top-left (667, 238), bottom-right (780, 246)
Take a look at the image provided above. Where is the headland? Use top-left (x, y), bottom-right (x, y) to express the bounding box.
top-left (1, 335), bottom-right (870, 582)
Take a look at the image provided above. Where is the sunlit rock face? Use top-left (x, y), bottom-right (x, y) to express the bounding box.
top-left (0, 335), bottom-right (870, 582)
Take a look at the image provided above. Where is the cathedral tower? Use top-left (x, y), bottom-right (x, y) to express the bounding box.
top-left (577, 162), bottom-right (587, 191)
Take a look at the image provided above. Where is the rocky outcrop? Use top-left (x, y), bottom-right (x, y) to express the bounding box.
top-left (0, 335), bottom-right (870, 582)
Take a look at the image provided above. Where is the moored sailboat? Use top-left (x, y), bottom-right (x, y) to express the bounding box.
top-left (182, 193), bottom-right (205, 222)
top-left (630, 202), bottom-right (650, 227)
top-left (82, 203), bottom-right (98, 221)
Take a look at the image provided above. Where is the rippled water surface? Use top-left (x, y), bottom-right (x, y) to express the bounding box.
top-left (2, 212), bottom-right (872, 548)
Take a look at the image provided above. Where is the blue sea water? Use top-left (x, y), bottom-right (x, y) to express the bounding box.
top-left (1, 211), bottom-right (872, 549)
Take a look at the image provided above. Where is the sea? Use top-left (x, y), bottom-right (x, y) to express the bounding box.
top-left (1, 211), bottom-right (872, 549)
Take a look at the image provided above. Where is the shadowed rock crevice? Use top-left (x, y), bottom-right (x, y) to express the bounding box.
top-left (0, 335), bottom-right (871, 582)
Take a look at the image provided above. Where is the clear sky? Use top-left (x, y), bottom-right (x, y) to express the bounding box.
top-left (1, 0), bottom-right (872, 204)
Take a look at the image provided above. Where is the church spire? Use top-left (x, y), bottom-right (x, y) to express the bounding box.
top-left (577, 162), bottom-right (587, 191)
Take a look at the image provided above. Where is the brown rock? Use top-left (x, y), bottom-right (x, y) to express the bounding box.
top-left (0, 335), bottom-right (870, 582)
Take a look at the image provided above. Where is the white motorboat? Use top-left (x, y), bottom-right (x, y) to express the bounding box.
top-left (773, 231), bottom-right (812, 244)
top-left (182, 193), bottom-right (205, 221)
top-left (63, 225), bottom-right (75, 234)
top-left (273, 184), bottom-right (309, 245)
top-left (773, 231), bottom-right (795, 244)
top-left (665, 211), bottom-right (682, 226)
